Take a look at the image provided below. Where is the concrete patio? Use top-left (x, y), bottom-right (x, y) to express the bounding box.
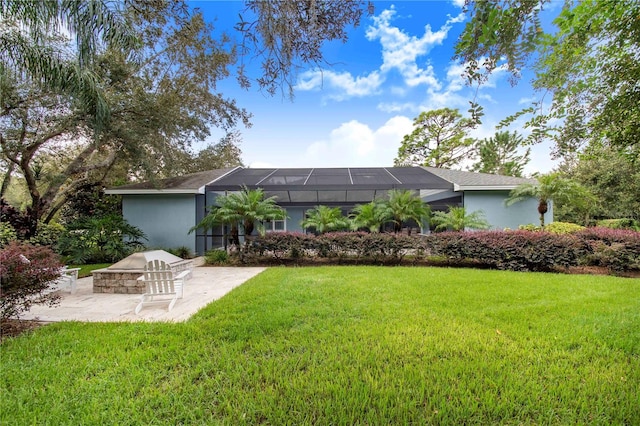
top-left (20, 266), bottom-right (267, 323)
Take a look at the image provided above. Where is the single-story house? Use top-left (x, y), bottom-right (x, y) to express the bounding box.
top-left (106, 166), bottom-right (545, 255)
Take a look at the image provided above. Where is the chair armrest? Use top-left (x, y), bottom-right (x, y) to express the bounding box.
top-left (62, 267), bottom-right (81, 279)
top-left (175, 270), bottom-right (190, 280)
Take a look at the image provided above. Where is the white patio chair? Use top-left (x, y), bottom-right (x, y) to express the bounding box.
top-left (134, 259), bottom-right (189, 314)
top-left (56, 267), bottom-right (81, 294)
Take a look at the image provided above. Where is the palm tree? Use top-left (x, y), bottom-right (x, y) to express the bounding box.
top-left (301, 205), bottom-right (350, 235)
top-left (506, 173), bottom-right (591, 227)
top-left (431, 206), bottom-right (490, 232)
top-left (1, 0), bottom-right (138, 126)
top-left (192, 187), bottom-right (286, 246)
top-left (385, 189), bottom-right (431, 233)
top-left (350, 200), bottom-right (390, 233)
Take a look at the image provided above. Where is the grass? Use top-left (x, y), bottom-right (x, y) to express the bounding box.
top-left (68, 263), bottom-right (110, 278)
top-left (2, 267), bottom-right (639, 424)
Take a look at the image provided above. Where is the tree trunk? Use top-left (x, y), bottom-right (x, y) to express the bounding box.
top-left (0, 162), bottom-right (15, 197)
top-left (538, 200), bottom-right (548, 228)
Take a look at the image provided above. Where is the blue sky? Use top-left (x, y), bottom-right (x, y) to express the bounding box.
top-left (191, 1), bottom-right (558, 175)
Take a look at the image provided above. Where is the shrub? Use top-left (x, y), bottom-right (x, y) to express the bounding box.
top-left (544, 222), bottom-right (585, 234)
top-left (421, 231), bottom-right (585, 272)
top-left (518, 224), bottom-right (541, 232)
top-left (577, 228), bottom-right (640, 272)
top-left (165, 246), bottom-right (194, 259)
top-left (246, 229), bottom-right (637, 274)
top-left (57, 214), bottom-right (147, 264)
top-left (205, 248), bottom-right (229, 265)
top-left (0, 242), bottom-right (63, 320)
top-left (28, 221), bottom-right (66, 248)
top-left (249, 232), bottom-right (312, 261)
top-left (596, 218), bottom-right (640, 231)
top-left (0, 199), bottom-right (34, 239)
top-left (0, 222), bottom-right (17, 248)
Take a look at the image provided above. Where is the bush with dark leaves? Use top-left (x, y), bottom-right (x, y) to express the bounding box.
top-left (0, 242), bottom-right (62, 320)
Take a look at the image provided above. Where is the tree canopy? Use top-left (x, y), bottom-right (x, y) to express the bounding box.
top-left (0, 0), bottom-right (138, 128)
top-left (456, 0), bottom-right (640, 155)
top-left (1, 0), bottom-right (369, 230)
top-left (394, 108), bottom-right (476, 169)
top-left (471, 131), bottom-right (530, 177)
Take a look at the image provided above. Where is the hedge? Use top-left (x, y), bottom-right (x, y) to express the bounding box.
top-left (243, 228), bottom-right (640, 274)
top-left (576, 228), bottom-right (640, 272)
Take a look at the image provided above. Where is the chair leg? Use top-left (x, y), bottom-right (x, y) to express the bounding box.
top-left (167, 297), bottom-right (177, 312)
top-left (134, 294), bottom-right (148, 314)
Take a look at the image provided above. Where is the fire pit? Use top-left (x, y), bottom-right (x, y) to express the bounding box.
top-left (92, 250), bottom-right (193, 294)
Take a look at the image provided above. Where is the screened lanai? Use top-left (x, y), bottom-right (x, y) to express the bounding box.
top-left (204, 167), bottom-right (457, 205)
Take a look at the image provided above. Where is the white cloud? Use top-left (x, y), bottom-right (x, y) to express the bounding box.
top-left (296, 70), bottom-right (383, 100)
top-left (451, 0), bottom-right (466, 8)
top-left (366, 7), bottom-right (449, 89)
top-left (301, 116), bottom-right (414, 167)
top-left (445, 62), bottom-right (466, 92)
top-left (377, 101), bottom-right (420, 114)
top-left (296, 6), bottom-right (464, 101)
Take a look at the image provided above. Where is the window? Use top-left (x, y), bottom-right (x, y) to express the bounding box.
top-left (264, 219), bottom-right (286, 232)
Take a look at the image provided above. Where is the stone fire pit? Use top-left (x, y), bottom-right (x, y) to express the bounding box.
top-left (92, 250), bottom-right (193, 294)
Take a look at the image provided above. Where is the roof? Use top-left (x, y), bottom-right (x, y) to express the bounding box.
top-left (206, 167), bottom-right (452, 190)
top-left (106, 166), bottom-right (536, 198)
top-left (205, 167), bottom-right (453, 203)
top-left (421, 167), bottom-right (537, 191)
top-left (105, 167), bottom-right (240, 195)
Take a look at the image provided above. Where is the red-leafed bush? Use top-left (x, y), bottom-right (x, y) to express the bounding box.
top-left (0, 242), bottom-right (63, 320)
top-left (249, 232), bottom-right (419, 264)
top-left (423, 231), bottom-right (586, 272)
top-left (316, 232), bottom-right (416, 263)
top-left (246, 228), bottom-right (639, 274)
top-left (576, 228), bottom-right (640, 272)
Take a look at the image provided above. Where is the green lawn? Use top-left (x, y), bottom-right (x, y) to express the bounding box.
top-left (68, 263), bottom-right (111, 278)
top-left (2, 267), bottom-right (639, 424)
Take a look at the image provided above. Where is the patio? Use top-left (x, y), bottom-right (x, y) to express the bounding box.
top-left (20, 266), bottom-right (266, 323)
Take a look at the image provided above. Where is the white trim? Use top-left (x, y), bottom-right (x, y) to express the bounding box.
top-left (196, 166), bottom-right (242, 193)
top-left (453, 184), bottom-right (522, 191)
top-left (256, 168), bottom-right (279, 185)
top-left (104, 188), bottom-right (201, 195)
top-left (383, 167), bottom-right (402, 184)
top-left (303, 168), bottom-right (314, 185)
top-left (264, 218), bottom-right (287, 232)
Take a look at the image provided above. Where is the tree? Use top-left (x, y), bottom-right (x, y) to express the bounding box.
top-left (301, 205), bottom-right (350, 235)
top-left (350, 200), bottom-right (389, 233)
top-left (471, 131), bottom-right (530, 177)
top-left (385, 189), bottom-right (431, 234)
top-left (180, 131), bottom-right (244, 175)
top-left (556, 145), bottom-right (640, 223)
top-left (236, 0), bottom-right (372, 97)
top-left (0, 0), bottom-right (138, 128)
top-left (193, 187), bottom-right (286, 247)
top-left (2, 1), bottom-right (371, 230)
top-left (456, 0), bottom-right (640, 154)
top-left (1, 2), bottom-right (250, 229)
top-left (394, 108), bottom-right (476, 169)
top-left (506, 173), bottom-right (592, 227)
top-left (431, 206), bottom-right (490, 232)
